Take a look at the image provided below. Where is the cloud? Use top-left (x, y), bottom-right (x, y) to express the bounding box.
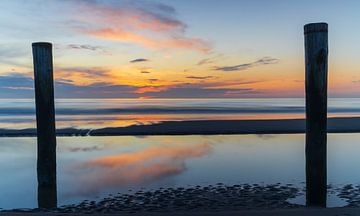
top-left (0, 45), bottom-right (29, 67)
top-left (186, 76), bottom-right (214, 80)
top-left (0, 72), bottom-right (261, 98)
top-left (223, 89), bottom-right (259, 96)
top-left (134, 86), bottom-right (169, 94)
top-left (134, 82), bottom-right (260, 98)
top-left (255, 57), bottom-right (279, 65)
top-left (0, 73), bottom-right (34, 98)
top-left (214, 57), bottom-right (279, 72)
top-left (73, 0), bottom-right (210, 52)
top-left (67, 44), bottom-right (100, 51)
top-left (0, 46), bottom-right (26, 58)
top-left (54, 67), bottom-right (114, 86)
top-left (54, 81), bottom-right (140, 98)
top-left (69, 145), bottom-right (103, 152)
top-left (0, 73), bottom-right (32, 87)
top-left (0, 72), bottom-right (137, 98)
top-left (73, 143), bottom-right (211, 194)
top-left (65, 44), bottom-right (110, 54)
top-left (197, 58), bottom-right (214, 65)
top-left (130, 58), bottom-right (149, 63)
top-left (3, 86), bottom-right (33, 90)
top-left (146, 86), bottom-right (258, 98)
top-left (140, 71), bottom-right (151, 74)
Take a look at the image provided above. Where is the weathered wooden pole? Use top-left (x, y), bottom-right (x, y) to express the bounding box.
top-left (304, 23), bottom-right (328, 207)
top-left (32, 42), bottom-right (57, 208)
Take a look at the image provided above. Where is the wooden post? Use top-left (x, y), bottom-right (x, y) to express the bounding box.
top-left (32, 42), bottom-right (57, 208)
top-left (304, 23), bottom-right (328, 207)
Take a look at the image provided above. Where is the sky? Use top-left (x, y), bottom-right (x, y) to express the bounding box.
top-left (1, 0), bottom-right (360, 98)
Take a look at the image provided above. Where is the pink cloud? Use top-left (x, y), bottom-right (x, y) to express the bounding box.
top-left (134, 86), bottom-right (170, 93)
top-left (73, 1), bottom-right (210, 53)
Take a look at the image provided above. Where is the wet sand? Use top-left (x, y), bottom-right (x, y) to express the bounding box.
top-left (2, 117), bottom-right (360, 137)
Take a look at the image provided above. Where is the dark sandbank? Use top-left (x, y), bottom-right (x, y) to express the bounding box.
top-left (2, 117), bottom-right (360, 137)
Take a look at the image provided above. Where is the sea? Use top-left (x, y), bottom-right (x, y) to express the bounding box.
top-left (1, 98), bottom-right (360, 130)
top-left (1, 98), bottom-right (360, 209)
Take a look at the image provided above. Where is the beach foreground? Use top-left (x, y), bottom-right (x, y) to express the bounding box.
top-left (3, 183), bottom-right (360, 215)
top-left (2, 208), bottom-right (360, 216)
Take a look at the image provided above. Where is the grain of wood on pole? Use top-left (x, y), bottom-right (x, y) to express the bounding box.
top-left (32, 42), bottom-right (57, 208)
top-left (304, 23), bottom-right (328, 207)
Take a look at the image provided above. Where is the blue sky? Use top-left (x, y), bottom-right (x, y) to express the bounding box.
top-left (1, 0), bottom-right (360, 98)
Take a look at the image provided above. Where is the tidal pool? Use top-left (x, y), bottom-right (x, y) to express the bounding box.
top-left (0, 134), bottom-right (359, 209)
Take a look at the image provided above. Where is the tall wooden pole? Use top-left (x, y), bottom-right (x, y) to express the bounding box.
top-left (304, 23), bottom-right (328, 207)
top-left (32, 42), bottom-right (57, 208)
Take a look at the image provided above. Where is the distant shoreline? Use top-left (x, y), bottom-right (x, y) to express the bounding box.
top-left (2, 117), bottom-right (360, 137)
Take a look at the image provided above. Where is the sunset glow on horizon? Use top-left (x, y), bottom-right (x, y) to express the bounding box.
top-left (1, 0), bottom-right (360, 98)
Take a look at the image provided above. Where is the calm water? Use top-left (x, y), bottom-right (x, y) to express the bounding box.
top-left (0, 134), bottom-right (360, 209)
top-left (1, 98), bottom-right (360, 129)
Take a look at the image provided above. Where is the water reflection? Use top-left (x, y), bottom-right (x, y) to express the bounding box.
top-left (71, 143), bottom-right (211, 195)
top-left (38, 185), bottom-right (57, 209)
top-left (37, 149), bottom-right (57, 208)
top-left (4, 134), bottom-right (360, 209)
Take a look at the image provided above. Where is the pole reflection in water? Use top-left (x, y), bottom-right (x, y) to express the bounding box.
top-left (38, 183), bottom-right (57, 209)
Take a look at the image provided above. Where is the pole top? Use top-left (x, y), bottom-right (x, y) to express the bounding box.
top-left (304, 23), bottom-right (328, 35)
top-left (32, 42), bottom-right (52, 48)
